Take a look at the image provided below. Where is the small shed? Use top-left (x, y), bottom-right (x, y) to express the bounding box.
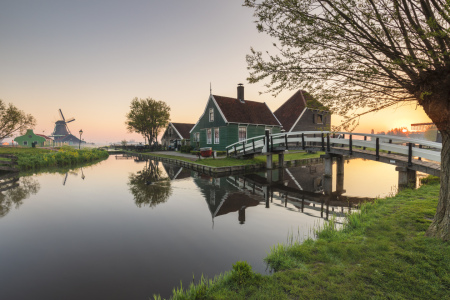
top-left (14, 129), bottom-right (46, 147)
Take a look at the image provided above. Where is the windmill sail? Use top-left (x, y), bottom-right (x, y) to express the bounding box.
top-left (51, 109), bottom-right (82, 144)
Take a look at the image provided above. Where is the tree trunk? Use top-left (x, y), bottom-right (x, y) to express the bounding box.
top-left (425, 129), bottom-right (450, 240)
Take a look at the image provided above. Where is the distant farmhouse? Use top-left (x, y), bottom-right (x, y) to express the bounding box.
top-left (411, 122), bottom-right (442, 142)
top-left (14, 129), bottom-right (51, 147)
top-left (189, 84), bottom-right (282, 151)
top-left (274, 90), bottom-right (331, 132)
top-left (161, 122), bottom-right (194, 150)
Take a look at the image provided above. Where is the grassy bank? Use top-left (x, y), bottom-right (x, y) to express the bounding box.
top-left (157, 178), bottom-right (449, 299)
top-left (134, 151), bottom-right (324, 168)
top-left (0, 146), bottom-right (109, 170)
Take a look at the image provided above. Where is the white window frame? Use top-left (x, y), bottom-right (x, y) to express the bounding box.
top-left (207, 128), bottom-right (212, 144)
top-left (214, 128), bottom-right (219, 144)
top-left (238, 126), bottom-right (247, 142)
top-left (209, 108), bottom-right (214, 122)
top-left (195, 132), bottom-right (200, 142)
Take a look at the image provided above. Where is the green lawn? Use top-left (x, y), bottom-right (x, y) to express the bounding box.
top-left (137, 151), bottom-right (324, 168)
top-left (158, 178), bottom-right (450, 300)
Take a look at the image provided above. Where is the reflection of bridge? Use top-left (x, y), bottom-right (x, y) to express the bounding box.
top-left (226, 131), bottom-right (441, 187)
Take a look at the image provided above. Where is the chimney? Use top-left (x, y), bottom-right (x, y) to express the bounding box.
top-left (237, 83), bottom-right (245, 103)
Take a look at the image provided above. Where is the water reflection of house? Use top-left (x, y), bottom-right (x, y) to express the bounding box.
top-left (192, 175), bottom-right (259, 224)
top-left (282, 164), bottom-right (325, 193)
top-left (161, 163), bottom-right (192, 180)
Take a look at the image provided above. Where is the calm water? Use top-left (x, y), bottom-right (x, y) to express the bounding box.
top-left (0, 155), bottom-right (412, 299)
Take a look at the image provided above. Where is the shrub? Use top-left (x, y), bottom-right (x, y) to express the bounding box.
top-left (231, 261), bottom-right (253, 286)
top-left (180, 145), bottom-right (193, 153)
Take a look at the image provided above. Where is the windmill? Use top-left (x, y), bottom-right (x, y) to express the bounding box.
top-left (51, 109), bottom-right (76, 141)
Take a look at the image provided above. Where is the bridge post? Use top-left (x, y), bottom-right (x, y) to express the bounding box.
top-left (302, 133), bottom-right (305, 150)
top-left (263, 186), bottom-right (270, 208)
top-left (418, 144), bottom-right (422, 160)
top-left (349, 134), bottom-right (353, 155)
top-left (376, 138), bottom-right (380, 160)
top-left (326, 134), bottom-right (330, 152)
top-left (265, 130), bottom-right (270, 153)
top-left (278, 153), bottom-right (284, 167)
top-left (238, 207), bottom-right (246, 224)
top-left (408, 143), bottom-right (413, 167)
top-left (323, 153), bottom-right (333, 195)
top-left (336, 155), bottom-right (345, 194)
top-left (396, 166), bottom-right (416, 189)
top-left (266, 154), bottom-right (273, 169)
top-left (321, 133), bottom-right (325, 151)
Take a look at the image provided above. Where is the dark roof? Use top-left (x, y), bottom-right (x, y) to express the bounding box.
top-left (213, 95), bottom-right (280, 126)
top-left (274, 90), bottom-right (308, 132)
top-left (171, 123), bottom-right (195, 139)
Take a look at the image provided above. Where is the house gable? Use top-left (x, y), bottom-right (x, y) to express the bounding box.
top-left (190, 95), bottom-right (227, 134)
top-left (14, 129), bottom-right (46, 147)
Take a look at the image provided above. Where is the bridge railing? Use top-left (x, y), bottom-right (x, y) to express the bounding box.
top-left (225, 135), bottom-right (266, 156)
top-left (227, 131), bottom-right (442, 163)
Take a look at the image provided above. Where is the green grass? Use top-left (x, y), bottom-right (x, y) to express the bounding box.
top-left (0, 146), bottom-right (109, 170)
top-left (159, 178), bottom-right (450, 299)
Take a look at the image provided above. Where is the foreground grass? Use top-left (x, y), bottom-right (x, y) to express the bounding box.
top-left (0, 146), bottom-right (109, 170)
top-left (136, 151), bottom-right (324, 168)
top-left (158, 179), bottom-right (449, 299)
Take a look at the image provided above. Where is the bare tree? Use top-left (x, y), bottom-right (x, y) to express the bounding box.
top-left (244, 0), bottom-right (450, 240)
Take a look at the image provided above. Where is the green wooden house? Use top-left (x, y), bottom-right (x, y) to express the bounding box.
top-left (190, 84), bottom-right (282, 151)
top-left (14, 129), bottom-right (48, 147)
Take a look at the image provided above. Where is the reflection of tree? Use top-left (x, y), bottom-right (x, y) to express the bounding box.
top-left (128, 160), bottom-right (172, 208)
top-left (0, 176), bottom-right (40, 218)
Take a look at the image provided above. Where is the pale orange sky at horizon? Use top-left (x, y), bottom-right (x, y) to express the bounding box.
top-left (0, 1), bottom-right (431, 144)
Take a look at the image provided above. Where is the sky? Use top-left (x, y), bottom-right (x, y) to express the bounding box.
top-left (0, 0), bottom-right (431, 144)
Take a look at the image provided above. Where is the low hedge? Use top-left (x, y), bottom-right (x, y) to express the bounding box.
top-left (16, 146), bottom-right (109, 170)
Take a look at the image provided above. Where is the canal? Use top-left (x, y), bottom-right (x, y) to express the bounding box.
top-left (0, 154), bottom-right (422, 299)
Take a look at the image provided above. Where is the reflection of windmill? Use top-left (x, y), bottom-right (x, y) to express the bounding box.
top-left (51, 109), bottom-right (75, 139)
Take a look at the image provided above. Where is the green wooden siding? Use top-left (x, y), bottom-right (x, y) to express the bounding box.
top-left (14, 129), bottom-right (46, 147)
top-left (190, 95), bottom-right (282, 151)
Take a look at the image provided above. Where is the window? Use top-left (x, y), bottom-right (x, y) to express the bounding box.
top-left (214, 128), bottom-right (219, 144)
top-left (23, 141), bottom-right (28, 145)
top-left (209, 108), bottom-right (214, 122)
top-left (238, 127), bottom-right (247, 142)
top-left (316, 114), bottom-right (323, 124)
top-left (207, 128), bottom-right (212, 144)
top-left (195, 132), bottom-right (200, 142)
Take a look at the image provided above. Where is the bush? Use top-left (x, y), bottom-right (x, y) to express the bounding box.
top-left (180, 145), bottom-right (193, 153)
top-left (231, 261), bottom-right (253, 286)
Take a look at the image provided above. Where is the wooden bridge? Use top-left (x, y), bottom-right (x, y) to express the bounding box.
top-left (226, 131), bottom-right (442, 185)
